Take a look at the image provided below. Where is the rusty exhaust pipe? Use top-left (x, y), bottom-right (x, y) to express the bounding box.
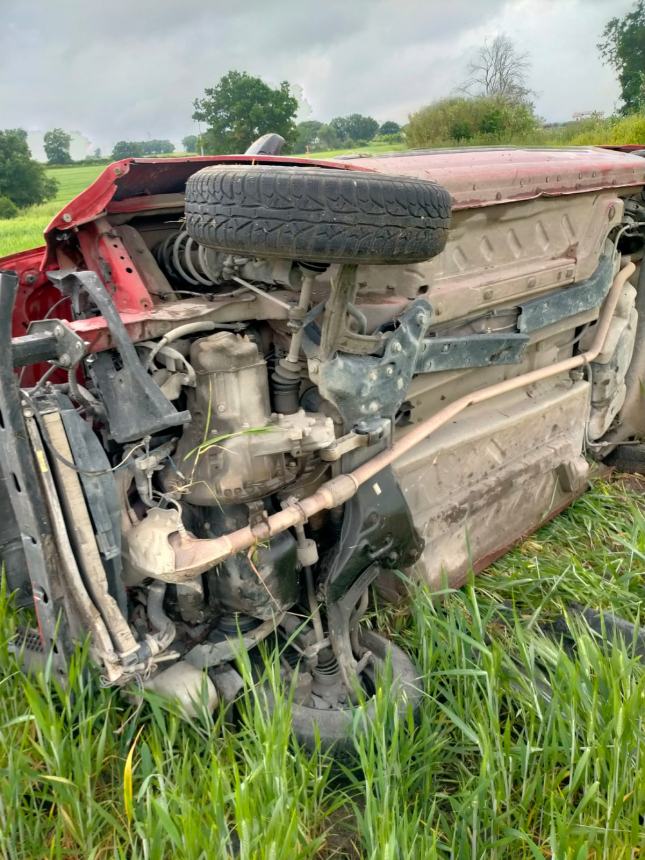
top-left (164, 260), bottom-right (635, 579)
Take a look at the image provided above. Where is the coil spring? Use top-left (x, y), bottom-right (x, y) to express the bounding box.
top-left (155, 229), bottom-right (221, 287)
top-left (315, 651), bottom-right (340, 676)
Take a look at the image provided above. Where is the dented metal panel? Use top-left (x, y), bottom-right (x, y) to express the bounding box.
top-left (393, 380), bottom-right (591, 589)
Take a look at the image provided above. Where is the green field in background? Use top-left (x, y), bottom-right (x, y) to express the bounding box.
top-left (0, 164), bottom-right (105, 258)
top-left (299, 140), bottom-right (407, 159)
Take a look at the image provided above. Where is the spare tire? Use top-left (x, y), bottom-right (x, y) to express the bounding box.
top-left (184, 164), bottom-right (452, 265)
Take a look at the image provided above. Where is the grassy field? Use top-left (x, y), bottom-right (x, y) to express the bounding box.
top-left (0, 160), bottom-right (644, 857)
top-left (0, 480), bottom-right (643, 857)
top-left (0, 164), bottom-right (105, 258)
top-left (299, 140), bottom-right (407, 160)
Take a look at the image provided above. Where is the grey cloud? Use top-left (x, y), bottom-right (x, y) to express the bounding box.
top-left (0, 0), bottom-right (632, 154)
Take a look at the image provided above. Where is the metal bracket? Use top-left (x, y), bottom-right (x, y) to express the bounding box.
top-left (518, 253), bottom-right (614, 333)
top-left (311, 298), bottom-right (433, 425)
top-left (417, 332), bottom-right (529, 372)
top-left (49, 270), bottom-right (190, 443)
top-left (27, 319), bottom-right (86, 368)
top-left (319, 430), bottom-right (369, 462)
top-left (11, 320), bottom-right (86, 369)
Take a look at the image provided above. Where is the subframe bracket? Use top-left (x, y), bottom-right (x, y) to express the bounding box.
top-left (49, 270), bottom-right (190, 443)
top-left (518, 253), bottom-right (614, 333)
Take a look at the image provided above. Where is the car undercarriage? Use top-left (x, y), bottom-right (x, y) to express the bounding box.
top-left (1, 142), bottom-right (644, 746)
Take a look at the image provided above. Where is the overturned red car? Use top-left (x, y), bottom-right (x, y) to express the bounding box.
top-left (1, 136), bottom-right (644, 745)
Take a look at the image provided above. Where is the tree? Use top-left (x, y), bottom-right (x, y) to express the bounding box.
top-left (329, 114), bottom-right (379, 143)
top-left (0, 129), bottom-right (57, 208)
top-left (112, 140), bottom-right (144, 159)
top-left (182, 134), bottom-right (198, 152)
top-left (193, 70), bottom-right (298, 154)
top-left (111, 140), bottom-right (173, 159)
top-left (43, 128), bottom-right (72, 164)
top-left (316, 124), bottom-right (342, 150)
top-left (140, 139), bottom-right (174, 155)
top-left (0, 196), bottom-right (18, 219)
top-left (463, 35), bottom-right (531, 103)
top-left (599, 0), bottom-right (645, 113)
top-left (406, 96), bottom-right (537, 148)
top-left (379, 121), bottom-right (401, 135)
top-left (294, 120), bottom-right (323, 152)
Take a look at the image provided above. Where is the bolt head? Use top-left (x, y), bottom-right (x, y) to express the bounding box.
top-left (62, 213), bottom-right (72, 223)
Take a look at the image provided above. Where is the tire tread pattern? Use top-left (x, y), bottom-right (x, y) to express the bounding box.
top-left (184, 165), bottom-right (452, 265)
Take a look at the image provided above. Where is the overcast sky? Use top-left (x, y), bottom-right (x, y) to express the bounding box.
top-left (0, 0), bottom-right (633, 153)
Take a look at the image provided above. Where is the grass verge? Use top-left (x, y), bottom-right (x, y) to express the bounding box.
top-left (0, 479), bottom-right (642, 858)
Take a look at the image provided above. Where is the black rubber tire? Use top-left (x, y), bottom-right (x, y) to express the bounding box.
top-left (184, 164), bottom-right (452, 265)
top-left (606, 443), bottom-right (645, 475)
top-left (265, 629), bottom-right (422, 754)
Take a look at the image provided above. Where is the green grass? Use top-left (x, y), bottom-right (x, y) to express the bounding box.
top-left (297, 140), bottom-right (407, 160)
top-left (0, 479), bottom-right (643, 858)
top-left (0, 164), bottom-right (104, 259)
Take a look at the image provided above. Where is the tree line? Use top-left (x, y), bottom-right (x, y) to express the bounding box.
top-left (0, 0), bottom-right (642, 220)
